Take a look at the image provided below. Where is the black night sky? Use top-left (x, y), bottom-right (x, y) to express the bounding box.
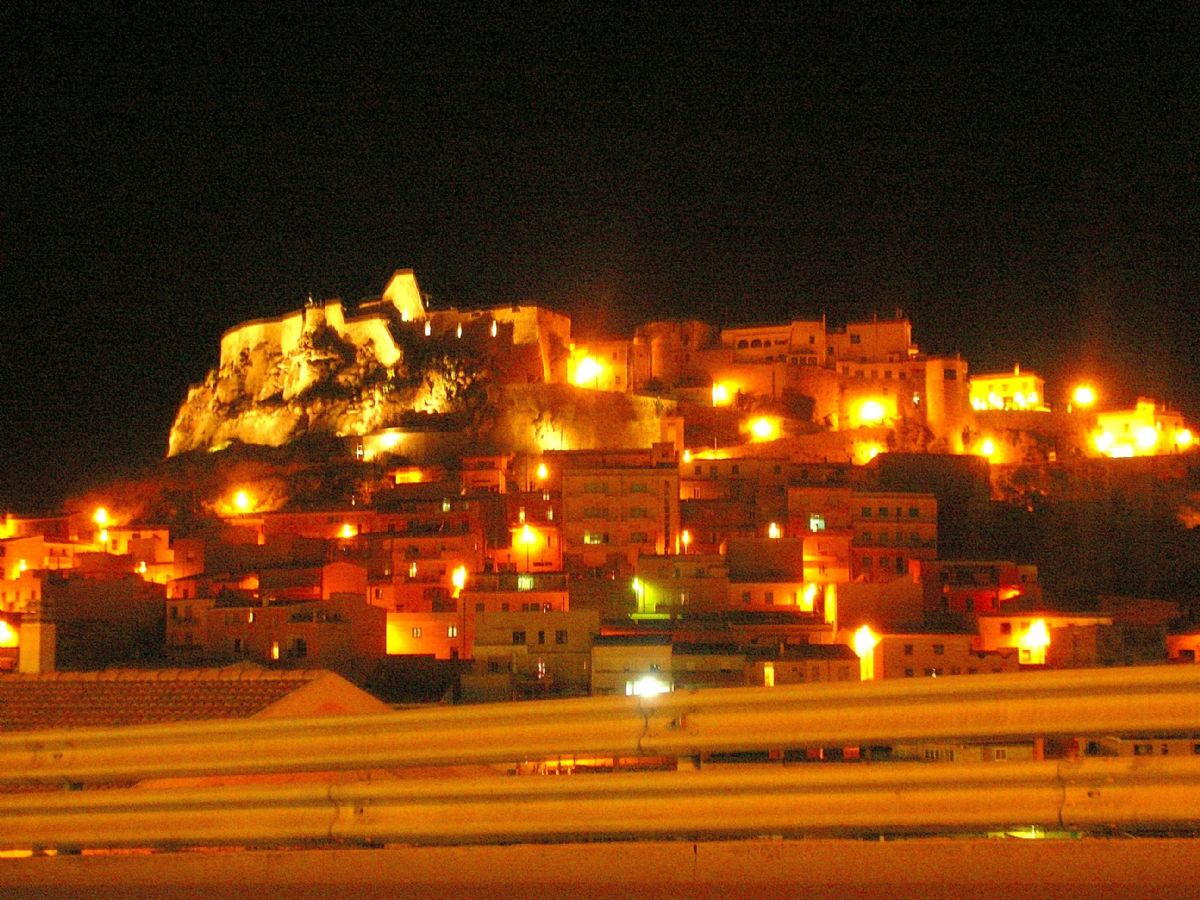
top-left (2, 6), bottom-right (1197, 510)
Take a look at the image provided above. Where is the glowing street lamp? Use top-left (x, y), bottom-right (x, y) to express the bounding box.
top-left (92, 507), bottom-right (110, 528)
top-left (682, 449), bottom-right (693, 464)
top-left (572, 356), bottom-right (604, 388)
top-left (1134, 425), bottom-right (1160, 452)
top-left (1019, 619), bottom-right (1051, 665)
top-left (711, 383), bottom-right (731, 406)
top-left (680, 529), bottom-right (692, 553)
top-left (748, 417), bottom-right (779, 441)
top-left (767, 521), bottom-right (781, 539)
top-left (519, 523), bottom-right (537, 571)
top-left (1177, 428), bottom-right (1195, 450)
top-left (1071, 385), bottom-right (1097, 410)
top-left (340, 523), bottom-right (358, 539)
top-left (451, 565), bottom-right (468, 598)
top-left (629, 673), bottom-right (670, 697)
top-left (233, 490), bottom-right (252, 513)
top-left (857, 399), bottom-right (886, 426)
top-left (853, 625), bottom-right (879, 680)
top-left (536, 462), bottom-right (549, 481)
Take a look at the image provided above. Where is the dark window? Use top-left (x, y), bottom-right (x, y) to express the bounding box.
top-left (904, 643), bottom-right (914, 656)
top-left (555, 630), bottom-right (567, 645)
top-left (944, 368), bottom-right (957, 380)
top-left (537, 630), bottom-right (545, 645)
top-left (933, 644), bottom-right (945, 655)
top-left (293, 638), bottom-right (307, 658)
top-left (512, 630), bottom-right (526, 645)
top-left (1000, 622), bottom-right (1012, 635)
top-left (850, 333), bottom-right (861, 345)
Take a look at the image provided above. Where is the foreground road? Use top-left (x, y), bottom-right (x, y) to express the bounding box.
top-left (5, 838), bottom-right (1200, 898)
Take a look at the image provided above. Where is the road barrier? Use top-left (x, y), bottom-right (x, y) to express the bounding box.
top-left (1, 665), bottom-right (1199, 849)
top-left (3, 757), bottom-right (1200, 848)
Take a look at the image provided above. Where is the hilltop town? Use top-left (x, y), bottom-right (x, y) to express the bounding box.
top-left (4, 269), bottom-right (1200, 707)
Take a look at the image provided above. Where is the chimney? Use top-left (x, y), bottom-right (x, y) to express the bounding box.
top-left (18, 597), bottom-right (55, 674)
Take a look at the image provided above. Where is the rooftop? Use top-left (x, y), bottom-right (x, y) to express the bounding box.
top-left (0, 665), bottom-right (346, 733)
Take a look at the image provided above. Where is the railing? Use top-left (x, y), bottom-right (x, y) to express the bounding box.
top-left (2, 665), bottom-right (1200, 850)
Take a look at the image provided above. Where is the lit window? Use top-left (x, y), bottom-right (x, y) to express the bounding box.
top-left (412, 627), bottom-right (422, 638)
top-left (517, 574), bottom-right (534, 591)
top-left (809, 514), bottom-right (826, 532)
top-left (448, 625), bottom-right (458, 638)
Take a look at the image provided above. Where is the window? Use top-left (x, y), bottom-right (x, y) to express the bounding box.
top-left (933, 644), bottom-right (945, 655)
top-left (908, 507), bottom-right (919, 518)
top-left (501, 602), bottom-right (510, 612)
top-left (731, 464), bottom-right (740, 475)
top-left (629, 481), bottom-right (649, 493)
top-left (850, 333), bottom-right (861, 345)
top-left (765, 591), bottom-right (775, 604)
top-left (555, 629), bottom-right (567, 644)
top-left (448, 625), bottom-right (458, 638)
top-left (742, 591), bottom-right (752, 603)
top-left (809, 514), bottom-right (826, 532)
top-left (879, 507), bottom-right (888, 517)
top-left (630, 532), bottom-right (649, 544)
top-left (412, 627), bottom-right (422, 638)
top-left (861, 507), bottom-right (871, 517)
top-left (293, 638), bottom-right (307, 658)
top-left (232, 638), bottom-right (242, 654)
top-left (512, 630), bottom-right (526, 645)
top-left (904, 643), bottom-right (914, 656)
top-left (536, 630), bottom-right (545, 645)
top-left (904, 668), bottom-right (914, 677)
top-left (862, 556), bottom-right (872, 568)
top-left (944, 368), bottom-right (957, 381)
top-left (583, 532), bottom-right (609, 545)
top-left (487, 660), bottom-right (502, 674)
top-left (1000, 622), bottom-right (1012, 635)
top-left (517, 574), bottom-right (534, 591)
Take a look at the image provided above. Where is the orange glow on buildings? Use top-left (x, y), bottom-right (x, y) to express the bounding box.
top-left (536, 462), bottom-right (549, 481)
top-left (339, 523), bottom-right (357, 539)
top-left (1092, 399), bottom-right (1194, 458)
top-left (233, 490), bottom-right (252, 512)
top-left (711, 382), bottom-right (732, 406)
top-left (92, 507), bottom-right (110, 528)
top-left (0, 619), bottom-right (18, 648)
top-left (970, 365), bottom-right (1045, 412)
top-left (852, 441), bottom-right (885, 465)
top-left (451, 565), bottom-right (467, 598)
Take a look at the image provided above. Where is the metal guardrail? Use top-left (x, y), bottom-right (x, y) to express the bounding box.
top-left (3, 664), bottom-right (1199, 785)
top-left (3, 757), bottom-right (1200, 849)
top-left (2, 665), bottom-right (1200, 850)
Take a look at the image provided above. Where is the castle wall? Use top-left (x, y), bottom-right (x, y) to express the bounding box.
top-left (341, 314), bottom-right (402, 368)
